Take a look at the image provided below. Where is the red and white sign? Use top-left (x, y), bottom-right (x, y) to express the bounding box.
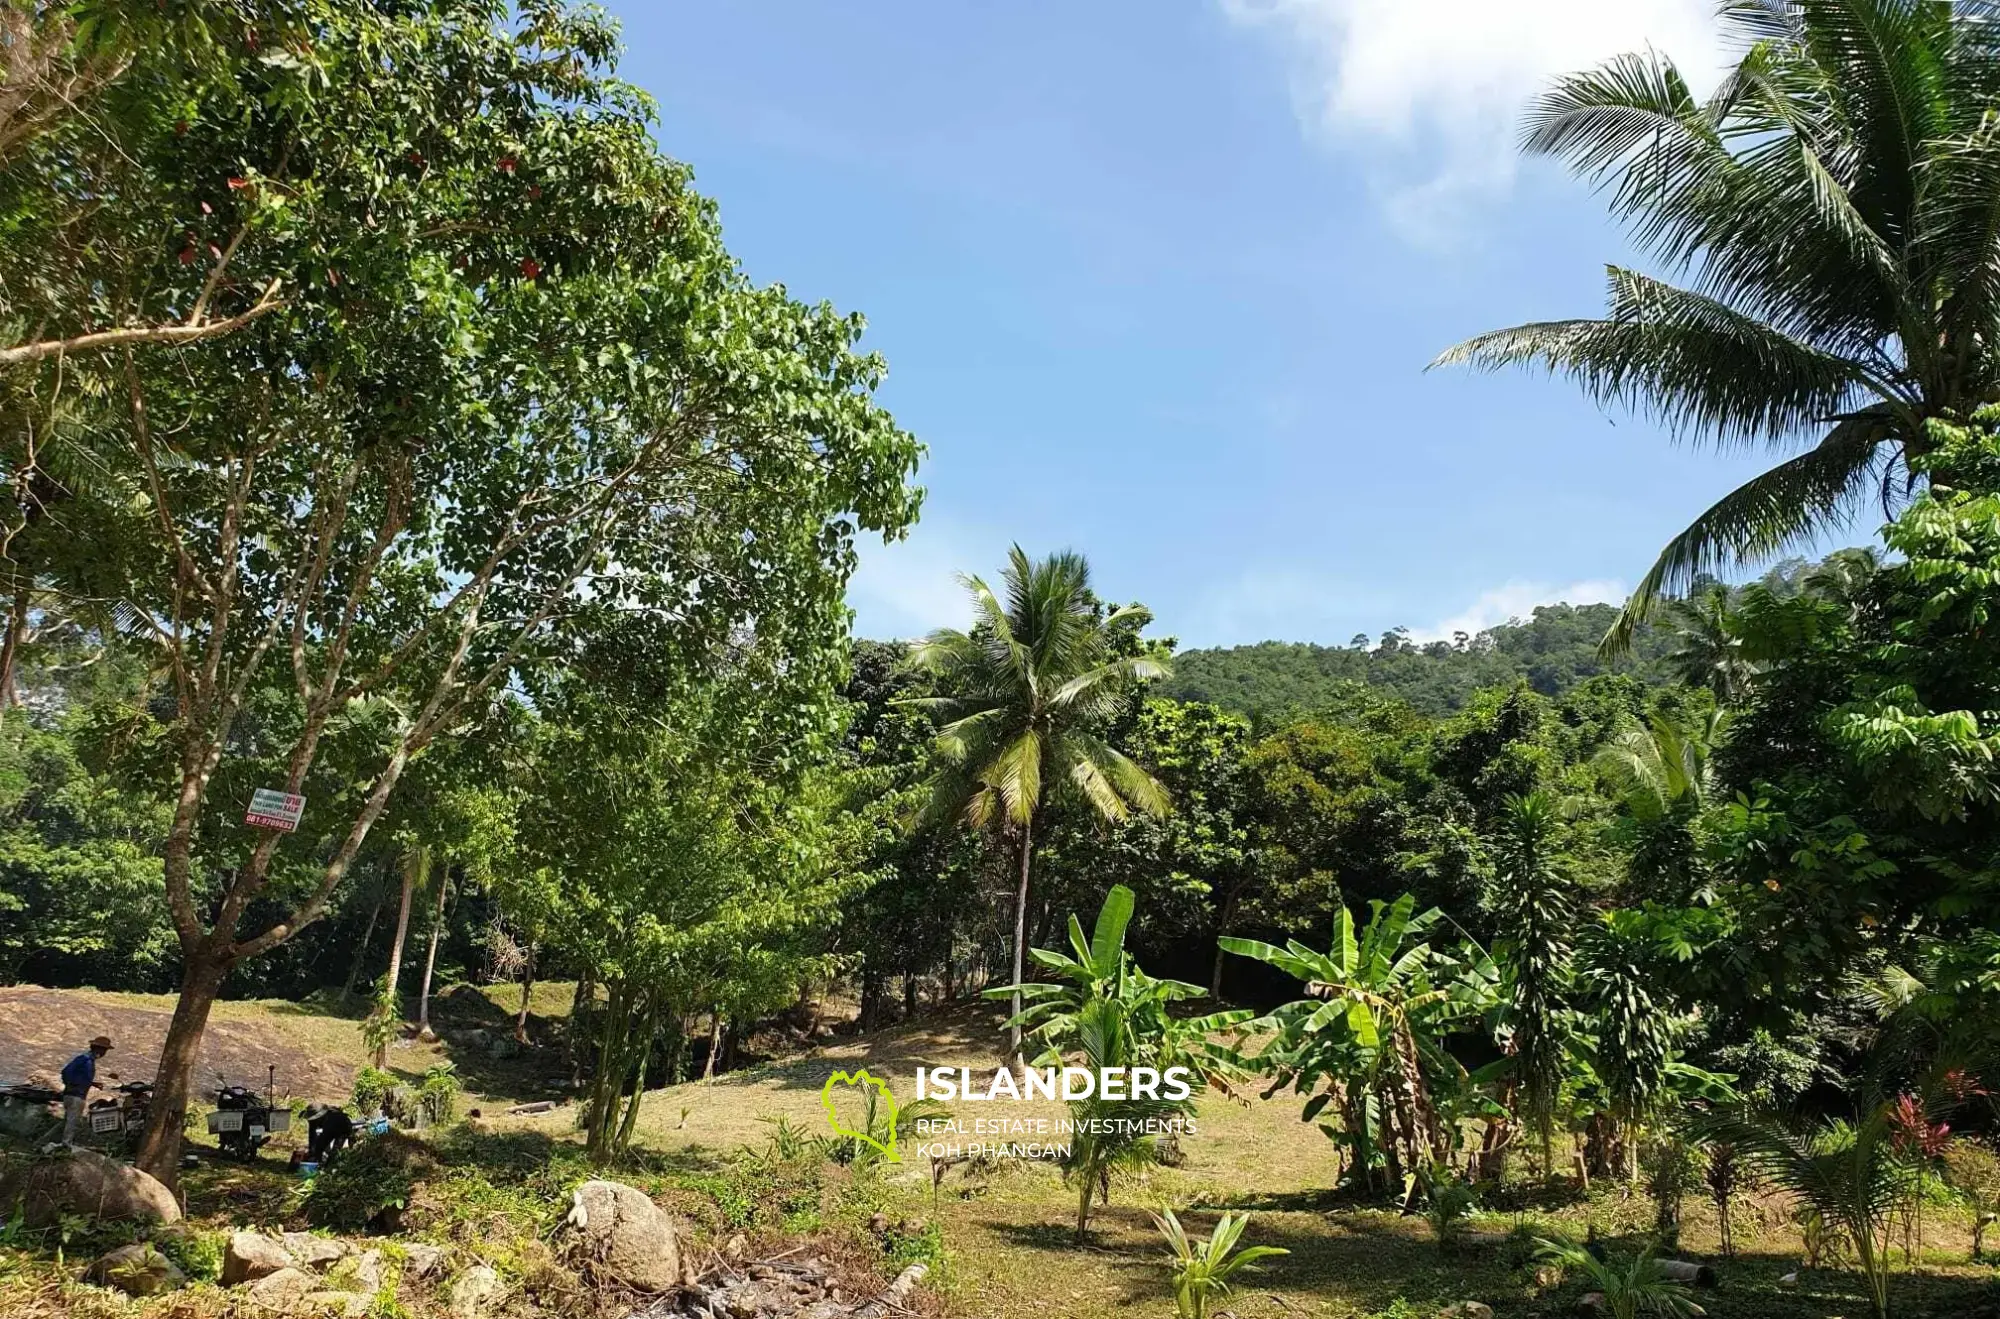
top-left (245, 788), bottom-right (305, 832)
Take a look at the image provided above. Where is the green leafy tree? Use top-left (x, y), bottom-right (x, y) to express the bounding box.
top-left (13, 0), bottom-right (922, 1181)
top-left (514, 693), bottom-right (875, 1160)
top-left (1658, 589), bottom-right (1757, 704)
top-left (912, 548), bottom-right (1169, 1059)
top-left (1577, 911), bottom-right (1682, 1181)
top-left (1439, 0), bottom-right (2000, 647)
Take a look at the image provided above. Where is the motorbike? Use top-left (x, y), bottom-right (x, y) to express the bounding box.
top-left (205, 1066), bottom-right (291, 1161)
top-left (85, 1079), bottom-right (154, 1149)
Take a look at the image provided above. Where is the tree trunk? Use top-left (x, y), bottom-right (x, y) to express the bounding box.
top-left (376, 848), bottom-right (422, 1067)
top-left (1210, 885), bottom-right (1244, 1000)
top-left (941, 943), bottom-right (955, 1002)
top-left (567, 971), bottom-right (594, 1082)
top-left (859, 967), bottom-right (883, 1031)
top-left (340, 891), bottom-right (384, 1006)
top-left (903, 972), bottom-right (918, 1019)
top-left (701, 1008), bottom-right (722, 1081)
top-left (615, 1000), bottom-right (661, 1152)
top-left (1009, 817), bottom-right (1033, 1065)
top-left (136, 950), bottom-right (230, 1182)
top-left (586, 980), bottom-right (631, 1160)
top-left (513, 942), bottom-right (535, 1044)
top-left (0, 578), bottom-right (29, 709)
top-left (415, 868), bottom-right (449, 1041)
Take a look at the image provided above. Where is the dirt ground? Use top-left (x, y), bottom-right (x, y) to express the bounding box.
top-left (0, 985), bottom-right (358, 1103)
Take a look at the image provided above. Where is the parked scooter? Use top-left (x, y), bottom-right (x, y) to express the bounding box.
top-left (85, 1079), bottom-right (154, 1150)
top-left (205, 1066), bottom-right (291, 1161)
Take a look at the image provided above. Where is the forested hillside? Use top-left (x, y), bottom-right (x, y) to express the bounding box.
top-left (1162, 602), bottom-right (1681, 720)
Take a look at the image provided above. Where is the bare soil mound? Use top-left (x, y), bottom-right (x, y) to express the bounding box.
top-left (0, 987), bottom-right (356, 1102)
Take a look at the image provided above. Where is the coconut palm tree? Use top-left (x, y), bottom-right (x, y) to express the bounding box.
top-left (1438, 0), bottom-right (2000, 651)
top-left (912, 547), bottom-right (1170, 1060)
top-left (1658, 588), bottom-right (1758, 704)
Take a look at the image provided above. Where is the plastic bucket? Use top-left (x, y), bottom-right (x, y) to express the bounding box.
top-left (296, 1162), bottom-right (320, 1180)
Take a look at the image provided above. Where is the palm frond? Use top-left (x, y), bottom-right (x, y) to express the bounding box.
top-left (1436, 268), bottom-right (1875, 449)
top-left (1601, 407), bottom-right (1895, 653)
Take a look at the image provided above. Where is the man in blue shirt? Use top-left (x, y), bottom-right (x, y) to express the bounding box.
top-left (59, 1036), bottom-right (112, 1145)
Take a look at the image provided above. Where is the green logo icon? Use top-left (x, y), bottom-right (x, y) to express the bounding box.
top-left (820, 1068), bottom-right (901, 1162)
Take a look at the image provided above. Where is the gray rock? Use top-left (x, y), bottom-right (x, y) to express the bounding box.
top-left (402, 1242), bottom-right (449, 1280)
top-left (222, 1230), bottom-right (296, 1286)
top-left (325, 1247), bottom-right (384, 1295)
top-left (281, 1232), bottom-right (351, 1271)
top-left (562, 1179), bottom-right (682, 1292)
top-left (305, 1291), bottom-right (372, 1318)
top-left (0, 1147), bottom-right (181, 1228)
top-left (247, 1266), bottom-right (323, 1310)
top-left (450, 1264), bottom-right (505, 1319)
top-left (83, 1242), bottom-right (185, 1296)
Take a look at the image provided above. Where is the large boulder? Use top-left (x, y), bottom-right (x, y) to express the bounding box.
top-left (222, 1230), bottom-right (297, 1285)
top-left (83, 1242), bottom-right (185, 1296)
top-left (0, 1148), bottom-right (180, 1228)
top-left (562, 1179), bottom-right (682, 1292)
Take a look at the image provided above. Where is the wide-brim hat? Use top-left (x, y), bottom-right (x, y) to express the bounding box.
top-left (89, 1036), bottom-right (113, 1050)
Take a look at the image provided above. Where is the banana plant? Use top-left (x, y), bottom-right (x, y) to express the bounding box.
top-left (1223, 894), bottom-right (1499, 1197)
top-left (989, 883), bottom-right (1251, 1082)
top-left (989, 884), bottom-right (1251, 1238)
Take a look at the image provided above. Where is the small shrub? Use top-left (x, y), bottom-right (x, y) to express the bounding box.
top-left (1419, 1166), bottom-right (1477, 1254)
top-left (418, 1063), bottom-right (461, 1127)
top-left (155, 1227), bottom-right (226, 1283)
top-left (1943, 1138), bottom-right (2000, 1260)
top-left (352, 1067), bottom-right (398, 1117)
top-left (303, 1131), bottom-right (439, 1231)
top-left (1153, 1210), bottom-right (1288, 1319)
top-left (881, 1217), bottom-right (946, 1273)
top-left (1644, 1134), bottom-right (1703, 1248)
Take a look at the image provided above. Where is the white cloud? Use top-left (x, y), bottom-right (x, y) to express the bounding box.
top-left (1220, 0), bottom-right (1725, 237)
top-left (1410, 577), bottom-right (1626, 644)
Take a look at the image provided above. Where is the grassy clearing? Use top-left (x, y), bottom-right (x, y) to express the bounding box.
top-left (6, 993), bottom-right (2000, 1317)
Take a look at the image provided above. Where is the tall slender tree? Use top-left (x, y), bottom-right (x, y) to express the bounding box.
top-left (913, 547), bottom-right (1170, 1060)
top-left (1490, 791), bottom-right (1575, 1177)
top-left (1438, 0), bottom-right (2000, 648)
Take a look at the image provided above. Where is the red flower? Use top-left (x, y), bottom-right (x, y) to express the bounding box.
top-left (177, 246), bottom-right (196, 266)
top-left (527, 185), bottom-right (543, 201)
top-left (498, 156), bottom-right (517, 174)
top-left (227, 177), bottom-right (249, 191)
top-left (519, 257), bottom-right (541, 280)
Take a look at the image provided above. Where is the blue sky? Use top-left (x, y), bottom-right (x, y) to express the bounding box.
top-left (611, 1), bottom-right (1845, 649)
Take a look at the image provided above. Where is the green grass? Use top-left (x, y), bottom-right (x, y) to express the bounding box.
top-left (7, 993), bottom-right (2000, 1319)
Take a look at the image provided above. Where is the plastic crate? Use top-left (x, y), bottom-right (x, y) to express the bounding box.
top-left (266, 1109), bottom-right (291, 1132)
top-left (88, 1109), bottom-right (124, 1134)
top-left (207, 1110), bottom-right (244, 1133)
